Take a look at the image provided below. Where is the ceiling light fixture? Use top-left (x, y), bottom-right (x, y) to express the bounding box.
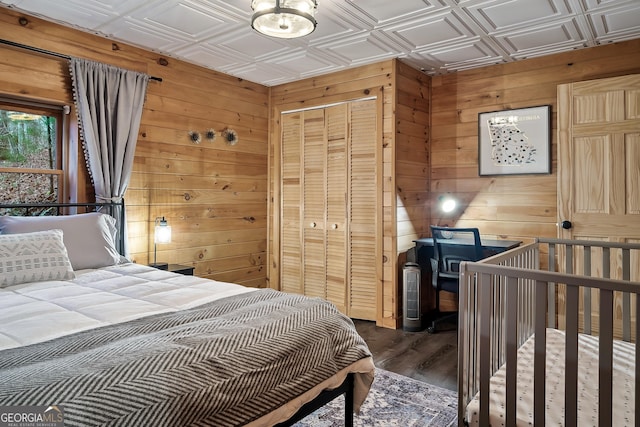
top-left (251, 0), bottom-right (318, 39)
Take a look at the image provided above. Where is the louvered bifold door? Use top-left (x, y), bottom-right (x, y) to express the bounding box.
top-left (281, 100), bottom-right (378, 321)
top-left (280, 113), bottom-right (303, 294)
top-left (325, 104), bottom-right (348, 313)
top-left (302, 109), bottom-right (327, 299)
top-left (348, 99), bottom-right (378, 320)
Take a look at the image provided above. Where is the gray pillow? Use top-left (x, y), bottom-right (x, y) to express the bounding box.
top-left (0, 212), bottom-right (120, 270)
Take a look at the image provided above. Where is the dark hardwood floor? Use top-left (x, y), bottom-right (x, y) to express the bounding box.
top-left (353, 319), bottom-right (458, 392)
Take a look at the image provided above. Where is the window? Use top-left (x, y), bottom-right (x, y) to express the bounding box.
top-left (0, 99), bottom-right (64, 205)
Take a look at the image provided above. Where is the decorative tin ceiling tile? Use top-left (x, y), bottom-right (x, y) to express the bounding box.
top-left (1, 0), bottom-right (639, 85)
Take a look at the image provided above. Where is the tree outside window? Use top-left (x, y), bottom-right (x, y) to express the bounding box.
top-left (0, 101), bottom-right (63, 212)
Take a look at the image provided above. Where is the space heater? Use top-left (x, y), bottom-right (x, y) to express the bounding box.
top-left (403, 262), bottom-right (423, 331)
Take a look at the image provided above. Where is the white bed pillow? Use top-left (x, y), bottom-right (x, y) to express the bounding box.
top-left (0, 229), bottom-right (75, 287)
top-left (0, 212), bottom-right (121, 270)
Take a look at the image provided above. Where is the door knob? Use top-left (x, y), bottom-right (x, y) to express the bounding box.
top-left (560, 220), bottom-right (572, 230)
top-left (332, 224), bottom-right (338, 230)
top-left (310, 222), bottom-right (316, 228)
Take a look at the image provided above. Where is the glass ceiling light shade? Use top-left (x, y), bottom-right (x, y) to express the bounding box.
top-left (251, 0), bottom-right (318, 39)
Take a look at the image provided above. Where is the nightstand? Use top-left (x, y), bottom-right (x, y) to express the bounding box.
top-left (150, 263), bottom-right (195, 276)
top-left (168, 264), bottom-right (195, 276)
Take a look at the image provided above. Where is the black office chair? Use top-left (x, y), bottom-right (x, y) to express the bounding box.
top-left (428, 226), bottom-right (483, 333)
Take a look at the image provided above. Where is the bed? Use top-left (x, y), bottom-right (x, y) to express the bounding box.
top-left (0, 201), bottom-right (375, 426)
top-left (457, 238), bottom-right (640, 427)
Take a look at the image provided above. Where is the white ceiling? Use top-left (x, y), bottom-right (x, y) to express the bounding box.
top-left (1, 0), bottom-right (639, 86)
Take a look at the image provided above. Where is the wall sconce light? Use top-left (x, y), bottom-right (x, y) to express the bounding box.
top-left (251, 0), bottom-right (318, 39)
top-left (150, 216), bottom-right (172, 270)
top-left (438, 195), bottom-right (457, 214)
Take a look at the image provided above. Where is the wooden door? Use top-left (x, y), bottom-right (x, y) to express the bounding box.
top-left (325, 104), bottom-right (348, 313)
top-left (280, 99), bottom-right (378, 320)
top-left (280, 112), bottom-right (302, 295)
top-left (557, 74), bottom-right (640, 337)
top-left (348, 100), bottom-right (378, 320)
top-left (558, 74), bottom-right (640, 266)
top-left (302, 109), bottom-right (327, 299)
top-left (281, 107), bottom-right (347, 309)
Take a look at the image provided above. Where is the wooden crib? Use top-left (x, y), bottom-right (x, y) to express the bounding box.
top-left (457, 238), bottom-right (640, 427)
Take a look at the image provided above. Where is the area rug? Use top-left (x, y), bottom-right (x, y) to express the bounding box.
top-left (294, 368), bottom-right (458, 426)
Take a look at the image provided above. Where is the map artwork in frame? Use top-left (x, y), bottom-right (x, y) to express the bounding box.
top-left (478, 105), bottom-right (551, 176)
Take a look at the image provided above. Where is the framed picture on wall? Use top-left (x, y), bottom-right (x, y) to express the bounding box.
top-left (478, 105), bottom-right (551, 176)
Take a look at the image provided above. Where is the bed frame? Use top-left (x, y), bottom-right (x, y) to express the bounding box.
top-left (458, 238), bottom-right (640, 427)
top-left (276, 373), bottom-right (355, 427)
top-left (0, 200), bottom-right (359, 426)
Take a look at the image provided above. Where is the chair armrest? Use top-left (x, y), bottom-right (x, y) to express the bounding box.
top-left (430, 258), bottom-right (439, 287)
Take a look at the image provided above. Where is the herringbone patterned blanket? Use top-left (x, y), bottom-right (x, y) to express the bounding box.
top-left (0, 289), bottom-right (372, 426)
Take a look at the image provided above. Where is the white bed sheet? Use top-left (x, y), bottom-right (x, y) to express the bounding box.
top-left (466, 328), bottom-right (636, 426)
top-left (0, 262), bottom-right (255, 350)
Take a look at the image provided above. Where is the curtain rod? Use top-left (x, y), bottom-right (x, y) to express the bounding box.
top-left (0, 39), bottom-right (163, 82)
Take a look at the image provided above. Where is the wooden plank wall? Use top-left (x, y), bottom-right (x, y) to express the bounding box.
top-left (269, 61), bottom-right (401, 327)
top-left (0, 8), bottom-right (270, 287)
top-left (393, 61), bottom-right (432, 318)
top-left (394, 61), bottom-right (431, 261)
top-left (431, 39), bottom-right (640, 245)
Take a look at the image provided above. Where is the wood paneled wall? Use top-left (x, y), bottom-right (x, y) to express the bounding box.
top-left (0, 7), bottom-right (270, 287)
top-left (431, 39), bottom-right (640, 244)
top-left (393, 62), bottom-right (432, 319)
top-left (394, 62), bottom-right (431, 260)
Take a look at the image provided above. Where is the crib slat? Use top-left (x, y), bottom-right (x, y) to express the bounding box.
top-left (583, 246), bottom-right (592, 334)
top-left (599, 288), bottom-right (613, 427)
top-left (548, 244), bottom-right (556, 326)
top-left (493, 275), bottom-right (504, 374)
top-left (457, 265), bottom-right (472, 419)
top-left (505, 276), bottom-right (518, 427)
top-left (479, 272), bottom-right (492, 427)
top-left (622, 248), bottom-right (631, 341)
top-left (636, 293), bottom-right (640, 427)
top-left (623, 291), bottom-right (631, 341)
top-left (534, 280), bottom-right (547, 427)
top-left (565, 284), bottom-right (579, 427)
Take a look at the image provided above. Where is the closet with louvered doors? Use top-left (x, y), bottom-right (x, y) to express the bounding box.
top-left (280, 98), bottom-right (379, 321)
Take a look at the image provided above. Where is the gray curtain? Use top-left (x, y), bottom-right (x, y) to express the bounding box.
top-left (69, 57), bottom-right (149, 257)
